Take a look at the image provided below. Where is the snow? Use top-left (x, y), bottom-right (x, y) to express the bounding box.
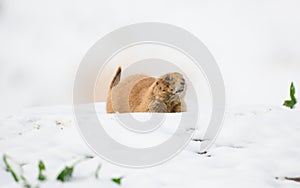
top-left (1, 103), bottom-right (300, 188)
top-left (1, 0), bottom-right (300, 187)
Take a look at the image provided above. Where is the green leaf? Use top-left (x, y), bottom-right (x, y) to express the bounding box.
top-left (38, 160), bottom-right (45, 171)
top-left (283, 82), bottom-right (297, 109)
top-left (3, 154), bottom-right (19, 182)
top-left (56, 155), bottom-right (94, 183)
top-left (38, 160), bottom-right (46, 181)
top-left (111, 177), bottom-right (123, 185)
top-left (56, 166), bottom-right (74, 182)
top-left (38, 174), bottom-right (46, 181)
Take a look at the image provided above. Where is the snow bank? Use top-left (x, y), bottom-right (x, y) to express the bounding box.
top-left (0, 103), bottom-right (300, 187)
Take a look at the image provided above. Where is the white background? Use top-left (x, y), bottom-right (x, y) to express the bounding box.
top-left (0, 0), bottom-right (300, 113)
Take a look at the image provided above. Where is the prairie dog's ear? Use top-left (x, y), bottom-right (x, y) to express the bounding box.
top-left (151, 80), bottom-right (159, 92)
top-left (154, 78), bottom-right (163, 85)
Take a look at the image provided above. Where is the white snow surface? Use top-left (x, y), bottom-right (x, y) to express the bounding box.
top-left (0, 103), bottom-right (300, 188)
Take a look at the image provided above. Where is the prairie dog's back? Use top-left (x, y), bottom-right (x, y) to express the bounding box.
top-left (108, 74), bottom-right (149, 113)
top-left (129, 77), bottom-right (156, 111)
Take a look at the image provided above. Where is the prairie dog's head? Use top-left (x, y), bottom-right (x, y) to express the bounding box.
top-left (152, 72), bottom-right (186, 99)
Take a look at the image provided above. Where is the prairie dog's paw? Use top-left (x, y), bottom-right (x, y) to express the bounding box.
top-left (148, 99), bottom-right (167, 112)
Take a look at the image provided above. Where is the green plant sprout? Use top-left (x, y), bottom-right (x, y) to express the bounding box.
top-left (95, 164), bottom-right (102, 179)
top-left (37, 160), bottom-right (46, 181)
top-left (3, 154), bottom-right (122, 186)
top-left (56, 155), bottom-right (93, 182)
top-left (3, 154), bottom-right (39, 188)
top-left (3, 154), bottom-right (19, 182)
top-left (283, 82), bottom-right (297, 109)
top-left (111, 176), bottom-right (123, 185)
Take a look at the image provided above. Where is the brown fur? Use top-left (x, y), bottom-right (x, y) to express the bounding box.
top-left (106, 67), bottom-right (187, 113)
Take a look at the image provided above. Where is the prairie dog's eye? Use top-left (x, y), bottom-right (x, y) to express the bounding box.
top-left (165, 76), bottom-right (171, 81)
